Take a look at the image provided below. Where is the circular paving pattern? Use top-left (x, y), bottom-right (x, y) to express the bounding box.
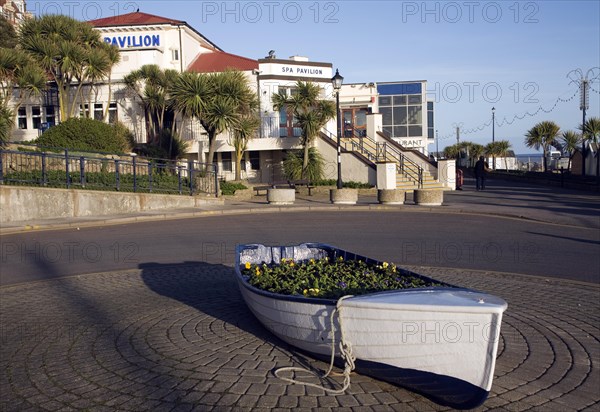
top-left (1, 264), bottom-right (598, 411)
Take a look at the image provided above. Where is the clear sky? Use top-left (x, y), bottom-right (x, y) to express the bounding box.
top-left (31, 0), bottom-right (600, 154)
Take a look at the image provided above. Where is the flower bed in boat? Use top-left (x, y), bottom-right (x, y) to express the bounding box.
top-left (241, 256), bottom-right (445, 300)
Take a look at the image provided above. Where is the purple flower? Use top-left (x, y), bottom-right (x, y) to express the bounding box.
top-left (338, 281), bottom-right (347, 289)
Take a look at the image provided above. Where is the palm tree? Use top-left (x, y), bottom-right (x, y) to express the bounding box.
top-left (469, 143), bottom-right (485, 167)
top-left (560, 130), bottom-right (581, 171)
top-left (171, 69), bottom-right (257, 165)
top-left (524, 121), bottom-right (560, 172)
top-left (102, 45), bottom-right (120, 122)
top-left (580, 117), bottom-right (600, 177)
top-left (271, 81), bottom-right (335, 177)
top-left (0, 97), bottom-right (14, 147)
top-left (443, 144), bottom-right (460, 159)
top-left (124, 65), bottom-right (179, 145)
top-left (231, 115), bottom-right (260, 181)
top-left (0, 48), bottom-right (46, 138)
top-left (496, 140), bottom-right (512, 170)
top-left (18, 15), bottom-right (119, 122)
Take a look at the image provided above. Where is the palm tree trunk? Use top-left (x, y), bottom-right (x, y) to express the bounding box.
top-left (235, 150), bottom-right (242, 181)
top-left (302, 143), bottom-right (309, 178)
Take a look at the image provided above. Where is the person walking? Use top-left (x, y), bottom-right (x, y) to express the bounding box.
top-left (474, 156), bottom-right (490, 191)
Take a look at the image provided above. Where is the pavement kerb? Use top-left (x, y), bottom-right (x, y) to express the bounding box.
top-left (1, 200), bottom-right (592, 236)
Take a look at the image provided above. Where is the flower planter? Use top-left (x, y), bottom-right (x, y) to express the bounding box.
top-left (330, 188), bottom-right (358, 205)
top-left (377, 189), bottom-right (405, 205)
top-left (414, 188), bottom-right (444, 206)
top-left (267, 188), bottom-right (295, 205)
top-left (236, 243), bottom-right (507, 410)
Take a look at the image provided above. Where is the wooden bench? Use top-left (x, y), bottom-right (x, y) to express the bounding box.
top-left (288, 179), bottom-right (315, 196)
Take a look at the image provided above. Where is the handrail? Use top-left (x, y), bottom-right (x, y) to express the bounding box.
top-left (320, 127), bottom-right (424, 188)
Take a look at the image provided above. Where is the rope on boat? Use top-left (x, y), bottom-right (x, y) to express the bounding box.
top-left (274, 295), bottom-right (356, 394)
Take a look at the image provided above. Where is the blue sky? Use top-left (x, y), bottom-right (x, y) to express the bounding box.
top-left (32, 0), bottom-right (600, 154)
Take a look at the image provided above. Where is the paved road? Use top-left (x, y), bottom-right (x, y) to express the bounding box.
top-left (1, 211), bottom-right (599, 286)
top-left (1, 179), bottom-right (599, 411)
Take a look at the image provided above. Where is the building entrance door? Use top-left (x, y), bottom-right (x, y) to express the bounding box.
top-left (342, 108), bottom-right (368, 137)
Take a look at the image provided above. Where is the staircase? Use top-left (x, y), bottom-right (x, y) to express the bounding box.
top-left (333, 133), bottom-right (445, 191)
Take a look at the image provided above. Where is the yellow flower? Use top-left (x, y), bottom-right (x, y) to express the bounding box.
top-left (303, 289), bottom-right (308, 296)
top-left (383, 262), bottom-right (389, 269)
top-left (290, 261), bottom-right (295, 267)
top-left (338, 256), bottom-right (344, 262)
top-left (281, 258), bottom-right (286, 263)
top-left (245, 262), bottom-right (251, 270)
top-left (255, 267), bottom-right (261, 276)
top-left (310, 258), bottom-right (315, 264)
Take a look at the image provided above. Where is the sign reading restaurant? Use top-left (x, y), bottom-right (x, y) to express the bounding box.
top-left (103, 34), bottom-right (161, 48)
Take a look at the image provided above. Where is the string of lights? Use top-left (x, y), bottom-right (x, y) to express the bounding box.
top-left (438, 67), bottom-right (600, 142)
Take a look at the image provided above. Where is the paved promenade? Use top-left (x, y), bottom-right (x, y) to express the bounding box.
top-left (1, 179), bottom-right (599, 411)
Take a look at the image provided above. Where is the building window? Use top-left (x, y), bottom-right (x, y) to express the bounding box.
top-left (18, 107), bottom-right (27, 129)
top-left (249, 151), bottom-right (260, 170)
top-left (221, 152), bottom-right (232, 172)
top-left (32, 106), bottom-right (42, 129)
top-left (427, 101), bottom-right (434, 140)
top-left (108, 102), bottom-right (117, 124)
top-left (45, 106), bottom-right (56, 127)
top-left (378, 83), bottom-right (424, 139)
top-left (171, 49), bottom-right (180, 61)
top-left (79, 104), bottom-right (89, 118)
top-left (94, 103), bottom-right (103, 121)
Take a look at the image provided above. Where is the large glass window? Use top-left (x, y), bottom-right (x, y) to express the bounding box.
top-left (427, 101), bottom-right (434, 140)
top-left (378, 85), bottom-right (423, 138)
top-left (108, 102), bottom-right (117, 124)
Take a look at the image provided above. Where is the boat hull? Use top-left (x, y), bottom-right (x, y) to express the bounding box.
top-left (235, 243), bottom-right (507, 409)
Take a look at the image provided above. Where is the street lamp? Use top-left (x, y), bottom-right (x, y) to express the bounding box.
top-left (491, 107), bottom-right (496, 170)
top-left (491, 107), bottom-right (495, 143)
top-left (332, 68), bottom-right (344, 189)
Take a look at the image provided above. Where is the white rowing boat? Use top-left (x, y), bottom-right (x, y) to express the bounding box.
top-left (235, 243), bottom-right (507, 409)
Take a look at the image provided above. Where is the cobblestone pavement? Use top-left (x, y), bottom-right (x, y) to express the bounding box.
top-left (1, 264), bottom-right (599, 412)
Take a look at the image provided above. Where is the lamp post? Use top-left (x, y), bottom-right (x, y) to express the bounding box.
top-left (332, 69), bottom-right (344, 189)
top-left (491, 107), bottom-right (496, 170)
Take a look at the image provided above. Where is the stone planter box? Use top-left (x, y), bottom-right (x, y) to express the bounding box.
top-left (330, 188), bottom-right (358, 205)
top-left (267, 188), bottom-right (295, 205)
top-left (414, 189), bottom-right (444, 206)
top-left (377, 189), bottom-right (405, 205)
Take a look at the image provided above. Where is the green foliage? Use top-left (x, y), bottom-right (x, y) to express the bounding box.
top-left (220, 181), bottom-right (247, 195)
top-left (242, 257), bottom-right (444, 300)
top-left (0, 97), bottom-right (13, 147)
top-left (35, 118), bottom-right (132, 153)
top-left (283, 148), bottom-right (324, 182)
top-left (3, 169), bottom-right (191, 193)
top-left (312, 179), bottom-right (373, 188)
top-left (0, 16), bottom-right (17, 49)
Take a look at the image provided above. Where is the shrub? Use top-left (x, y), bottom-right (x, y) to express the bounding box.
top-left (283, 148), bottom-right (324, 182)
top-left (220, 181), bottom-right (247, 195)
top-left (36, 118), bottom-right (132, 153)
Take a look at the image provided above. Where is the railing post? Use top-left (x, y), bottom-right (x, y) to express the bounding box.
top-left (41, 152), bottom-right (47, 185)
top-left (148, 162), bottom-right (153, 193)
top-left (188, 160), bottom-right (194, 196)
top-left (177, 165), bottom-right (182, 194)
top-left (115, 159), bottom-right (120, 191)
top-left (65, 149), bottom-right (70, 189)
top-left (214, 162), bottom-right (219, 198)
top-left (132, 155), bottom-right (137, 193)
top-left (80, 156), bottom-right (85, 187)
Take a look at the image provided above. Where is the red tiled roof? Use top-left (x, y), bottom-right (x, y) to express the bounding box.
top-left (88, 11), bottom-right (184, 27)
top-left (188, 51), bottom-right (258, 73)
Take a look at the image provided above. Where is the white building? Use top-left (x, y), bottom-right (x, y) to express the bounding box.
top-left (9, 10), bottom-right (442, 188)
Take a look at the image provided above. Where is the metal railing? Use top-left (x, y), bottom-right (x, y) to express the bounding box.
top-left (0, 146), bottom-right (218, 197)
top-left (322, 128), bottom-right (424, 188)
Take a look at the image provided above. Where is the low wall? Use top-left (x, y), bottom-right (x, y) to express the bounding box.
top-left (0, 186), bottom-right (223, 223)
